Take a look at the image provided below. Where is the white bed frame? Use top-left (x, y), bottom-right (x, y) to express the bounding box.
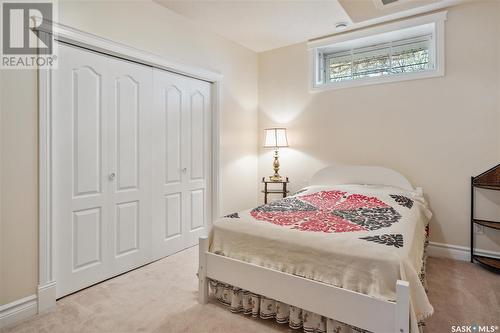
top-left (198, 165), bottom-right (415, 333)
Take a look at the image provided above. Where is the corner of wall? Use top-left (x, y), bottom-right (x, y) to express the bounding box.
top-left (0, 68), bottom-right (4, 306)
top-left (498, 0), bottom-right (500, 163)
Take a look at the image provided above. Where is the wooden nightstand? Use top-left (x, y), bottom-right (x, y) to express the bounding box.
top-left (261, 177), bottom-right (289, 204)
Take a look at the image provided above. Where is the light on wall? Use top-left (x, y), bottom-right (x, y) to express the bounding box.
top-left (263, 128), bottom-right (289, 182)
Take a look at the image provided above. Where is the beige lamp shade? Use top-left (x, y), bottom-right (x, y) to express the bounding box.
top-left (263, 128), bottom-right (289, 148)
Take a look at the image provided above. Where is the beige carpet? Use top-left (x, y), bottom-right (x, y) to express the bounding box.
top-left (2, 246), bottom-right (499, 333)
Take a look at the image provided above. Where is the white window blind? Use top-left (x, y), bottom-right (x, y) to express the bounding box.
top-left (324, 35), bottom-right (433, 83)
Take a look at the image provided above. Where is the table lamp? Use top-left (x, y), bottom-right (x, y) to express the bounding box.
top-left (263, 128), bottom-right (288, 181)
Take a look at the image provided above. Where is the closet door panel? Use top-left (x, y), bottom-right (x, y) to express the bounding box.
top-left (108, 59), bottom-right (153, 273)
top-left (152, 70), bottom-right (188, 258)
top-left (115, 201), bottom-right (139, 257)
top-left (72, 207), bottom-right (102, 271)
top-left (153, 69), bottom-right (211, 257)
top-left (55, 43), bottom-right (153, 297)
top-left (165, 193), bottom-right (182, 239)
top-left (183, 79), bottom-right (211, 246)
top-left (162, 84), bottom-right (183, 242)
top-left (72, 66), bottom-right (103, 197)
top-left (54, 44), bottom-right (111, 298)
top-left (165, 86), bottom-right (183, 185)
top-left (115, 76), bottom-right (140, 191)
top-left (189, 92), bottom-right (205, 181)
top-left (190, 189), bottom-right (205, 231)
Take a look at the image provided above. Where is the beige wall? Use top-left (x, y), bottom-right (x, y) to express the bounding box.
top-left (0, 0), bottom-right (259, 305)
top-left (1, 69), bottom-right (39, 306)
top-left (258, 1), bottom-right (500, 251)
top-left (1, 0), bottom-right (499, 309)
top-left (0, 69), bottom-right (3, 304)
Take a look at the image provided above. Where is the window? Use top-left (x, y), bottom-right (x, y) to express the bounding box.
top-left (326, 35), bottom-right (431, 82)
top-left (310, 11), bottom-right (446, 90)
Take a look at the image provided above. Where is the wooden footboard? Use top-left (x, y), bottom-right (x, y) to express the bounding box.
top-left (198, 236), bottom-right (409, 333)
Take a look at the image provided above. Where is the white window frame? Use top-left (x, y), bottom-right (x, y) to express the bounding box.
top-left (308, 11), bottom-right (447, 91)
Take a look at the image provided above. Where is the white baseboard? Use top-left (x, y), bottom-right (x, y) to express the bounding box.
top-left (0, 295), bottom-right (37, 329)
top-left (427, 241), bottom-right (500, 261)
top-left (37, 281), bottom-right (56, 314)
top-left (0, 282), bottom-right (56, 329)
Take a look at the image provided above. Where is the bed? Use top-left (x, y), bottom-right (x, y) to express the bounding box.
top-left (198, 165), bottom-right (433, 333)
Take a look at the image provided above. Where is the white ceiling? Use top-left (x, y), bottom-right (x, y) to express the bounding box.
top-left (155, 0), bottom-right (453, 53)
top-left (154, 0), bottom-right (352, 52)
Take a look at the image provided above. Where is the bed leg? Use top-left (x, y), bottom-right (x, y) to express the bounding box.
top-left (395, 280), bottom-right (410, 333)
top-left (198, 236), bottom-right (209, 304)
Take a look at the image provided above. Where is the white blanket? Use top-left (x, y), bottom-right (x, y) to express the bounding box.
top-left (210, 184), bottom-right (433, 330)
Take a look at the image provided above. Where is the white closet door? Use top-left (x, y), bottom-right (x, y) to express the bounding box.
top-left (54, 43), bottom-right (153, 297)
top-left (152, 69), bottom-right (211, 259)
top-left (183, 76), bottom-right (211, 247)
top-left (107, 59), bottom-right (153, 273)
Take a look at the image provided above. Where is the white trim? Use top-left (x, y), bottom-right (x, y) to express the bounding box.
top-left (427, 241), bottom-right (500, 262)
top-left (198, 237), bottom-right (209, 304)
top-left (307, 11), bottom-right (447, 49)
top-left (309, 11), bottom-right (447, 91)
top-left (310, 0), bottom-right (461, 43)
top-left (38, 20), bottom-right (223, 313)
top-left (38, 63), bottom-right (56, 310)
top-left (395, 280), bottom-right (410, 333)
top-left (210, 81), bottom-right (223, 222)
top-left (199, 236), bottom-right (410, 333)
top-left (37, 282), bottom-right (56, 314)
top-left (0, 295), bottom-right (38, 329)
top-left (312, 69), bottom-right (444, 91)
top-left (34, 18), bottom-right (223, 82)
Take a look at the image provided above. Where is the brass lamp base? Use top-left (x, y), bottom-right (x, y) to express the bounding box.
top-left (269, 149), bottom-right (282, 182)
top-left (269, 174), bottom-right (282, 182)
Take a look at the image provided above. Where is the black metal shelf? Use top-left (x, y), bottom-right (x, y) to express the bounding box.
top-left (472, 219), bottom-right (500, 231)
top-left (470, 163), bottom-right (500, 273)
top-left (472, 184), bottom-right (500, 191)
top-left (472, 255), bottom-right (500, 271)
top-left (261, 190), bottom-right (290, 194)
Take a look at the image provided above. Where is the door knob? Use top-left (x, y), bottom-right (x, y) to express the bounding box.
top-left (182, 168), bottom-right (187, 173)
top-left (109, 172), bottom-right (116, 180)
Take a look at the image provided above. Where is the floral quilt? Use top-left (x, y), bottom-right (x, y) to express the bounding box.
top-left (209, 184), bottom-right (433, 332)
